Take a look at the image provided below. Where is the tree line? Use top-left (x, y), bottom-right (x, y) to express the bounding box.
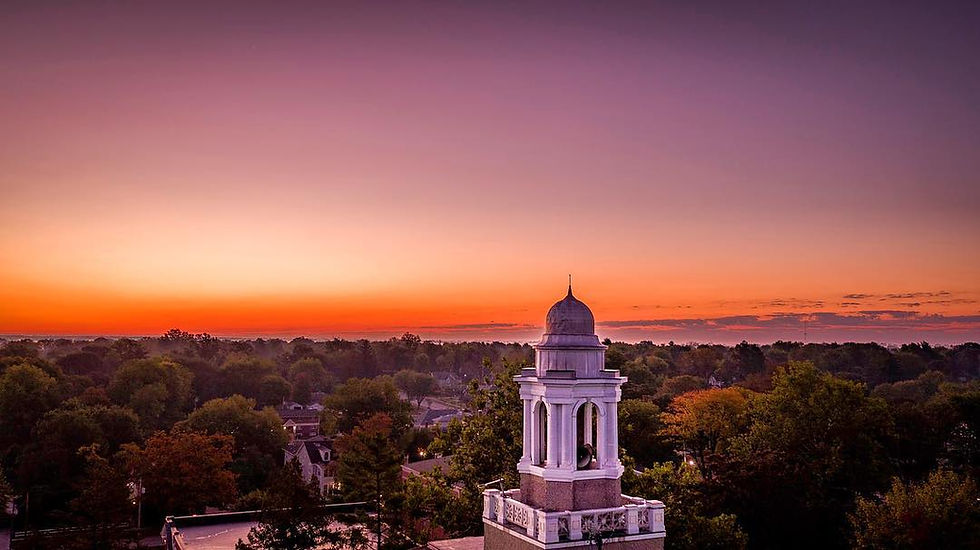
top-left (0, 333), bottom-right (977, 549)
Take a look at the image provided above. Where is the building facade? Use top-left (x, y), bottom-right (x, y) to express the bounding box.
top-left (483, 286), bottom-right (666, 550)
top-left (283, 438), bottom-right (336, 493)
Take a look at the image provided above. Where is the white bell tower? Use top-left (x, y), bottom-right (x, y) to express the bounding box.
top-left (516, 284), bottom-right (624, 511)
top-left (483, 285), bottom-right (665, 550)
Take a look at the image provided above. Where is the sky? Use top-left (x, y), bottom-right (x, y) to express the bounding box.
top-left (1, 1), bottom-right (979, 344)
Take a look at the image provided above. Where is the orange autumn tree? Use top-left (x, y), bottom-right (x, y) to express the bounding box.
top-left (662, 387), bottom-right (753, 478)
top-left (122, 428), bottom-right (238, 518)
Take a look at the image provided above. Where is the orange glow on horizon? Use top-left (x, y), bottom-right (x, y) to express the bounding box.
top-left (1, 3), bottom-right (978, 344)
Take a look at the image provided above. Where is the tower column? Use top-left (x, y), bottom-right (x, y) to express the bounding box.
top-left (561, 402), bottom-right (576, 471)
top-left (610, 400), bottom-right (619, 464)
top-left (603, 399), bottom-right (618, 467)
top-left (546, 403), bottom-right (559, 467)
top-left (522, 398), bottom-right (533, 463)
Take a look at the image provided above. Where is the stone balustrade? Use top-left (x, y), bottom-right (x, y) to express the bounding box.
top-left (483, 489), bottom-right (665, 544)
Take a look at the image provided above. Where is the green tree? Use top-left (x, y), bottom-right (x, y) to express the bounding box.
top-left (394, 370), bottom-right (437, 407)
top-left (107, 358), bottom-right (194, 432)
top-left (429, 359), bottom-right (524, 488)
top-left (179, 395), bottom-right (289, 493)
top-left (289, 357), bottom-right (331, 390)
top-left (719, 361), bottom-right (893, 549)
top-left (621, 357), bottom-right (666, 399)
top-left (335, 414), bottom-right (403, 503)
top-left (402, 472), bottom-right (482, 544)
top-left (69, 445), bottom-right (133, 549)
top-left (335, 414), bottom-right (403, 547)
top-left (716, 341), bottom-right (765, 383)
top-left (258, 374), bottom-right (292, 407)
top-left (624, 462), bottom-right (747, 550)
top-left (322, 376), bottom-right (412, 435)
top-left (850, 469), bottom-right (980, 549)
top-left (236, 460), bottom-right (339, 550)
top-left (618, 399), bottom-right (673, 468)
top-left (291, 374), bottom-right (313, 405)
top-left (0, 363), bottom-right (60, 447)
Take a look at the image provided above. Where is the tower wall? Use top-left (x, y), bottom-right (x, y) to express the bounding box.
top-left (520, 474), bottom-right (622, 511)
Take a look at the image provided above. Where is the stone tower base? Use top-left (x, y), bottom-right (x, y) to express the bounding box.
top-left (520, 474), bottom-right (622, 511)
top-left (484, 519), bottom-right (664, 550)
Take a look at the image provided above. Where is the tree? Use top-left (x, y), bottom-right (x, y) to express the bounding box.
top-left (718, 361), bottom-right (893, 549)
top-left (258, 374), bottom-right (292, 407)
top-left (850, 469), bottom-right (980, 549)
top-left (24, 403), bottom-right (140, 499)
top-left (355, 339), bottom-right (378, 379)
top-left (292, 374), bottom-right (313, 406)
top-left (107, 358), bottom-right (194, 432)
top-left (56, 351), bottom-right (105, 379)
top-left (0, 363), bottom-right (61, 447)
top-left (335, 414), bottom-right (403, 503)
top-left (402, 472), bottom-right (482, 544)
top-left (322, 377), bottom-right (412, 435)
top-left (219, 358), bottom-right (286, 405)
top-left (394, 370), bottom-right (437, 407)
top-left (429, 359), bottom-right (524, 489)
top-left (335, 414), bottom-right (403, 547)
top-left (618, 399), bottom-right (673, 468)
top-left (661, 388), bottom-right (751, 478)
top-left (179, 395), bottom-right (289, 493)
top-left (289, 357), bottom-right (330, 390)
top-left (69, 446), bottom-right (133, 549)
top-left (236, 460), bottom-right (339, 550)
top-left (716, 341), bottom-right (765, 383)
top-left (0, 468), bottom-right (12, 520)
top-left (652, 375), bottom-right (707, 409)
top-left (621, 357), bottom-right (666, 399)
top-left (110, 338), bottom-right (148, 364)
top-left (122, 428), bottom-right (237, 518)
top-left (624, 462), bottom-right (747, 550)
top-left (681, 346), bottom-right (723, 379)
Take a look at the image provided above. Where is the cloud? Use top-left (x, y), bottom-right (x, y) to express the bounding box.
top-left (597, 311), bottom-right (980, 344)
top-left (882, 291), bottom-right (951, 299)
top-left (843, 291), bottom-right (959, 302)
top-left (420, 322), bottom-right (534, 330)
top-left (755, 298), bottom-right (825, 309)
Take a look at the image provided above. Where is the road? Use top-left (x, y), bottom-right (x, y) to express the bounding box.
top-left (177, 522), bottom-right (255, 549)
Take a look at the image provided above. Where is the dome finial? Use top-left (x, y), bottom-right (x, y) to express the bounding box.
top-left (568, 274), bottom-right (573, 296)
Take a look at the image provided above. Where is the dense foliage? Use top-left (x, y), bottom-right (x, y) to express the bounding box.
top-left (0, 333), bottom-right (978, 549)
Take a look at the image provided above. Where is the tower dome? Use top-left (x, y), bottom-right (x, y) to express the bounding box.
top-left (545, 286), bottom-right (596, 335)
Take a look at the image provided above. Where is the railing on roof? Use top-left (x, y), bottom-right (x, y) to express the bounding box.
top-left (482, 489), bottom-right (665, 544)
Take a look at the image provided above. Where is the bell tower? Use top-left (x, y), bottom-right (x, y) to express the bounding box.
top-left (516, 284), bottom-right (624, 511)
top-left (483, 285), bottom-right (665, 550)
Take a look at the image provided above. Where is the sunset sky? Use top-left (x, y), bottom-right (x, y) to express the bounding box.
top-left (2, 2), bottom-right (978, 344)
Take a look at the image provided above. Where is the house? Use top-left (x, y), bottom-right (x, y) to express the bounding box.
top-left (413, 408), bottom-right (464, 429)
top-left (284, 437), bottom-right (337, 493)
top-left (278, 408), bottom-right (320, 439)
top-left (431, 371), bottom-right (463, 391)
top-left (400, 456), bottom-right (452, 480)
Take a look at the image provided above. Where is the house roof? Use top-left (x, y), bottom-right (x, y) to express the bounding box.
top-left (278, 409), bottom-right (320, 421)
top-left (304, 440), bottom-right (333, 465)
top-left (402, 456), bottom-right (451, 475)
top-left (417, 408), bottom-right (458, 424)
